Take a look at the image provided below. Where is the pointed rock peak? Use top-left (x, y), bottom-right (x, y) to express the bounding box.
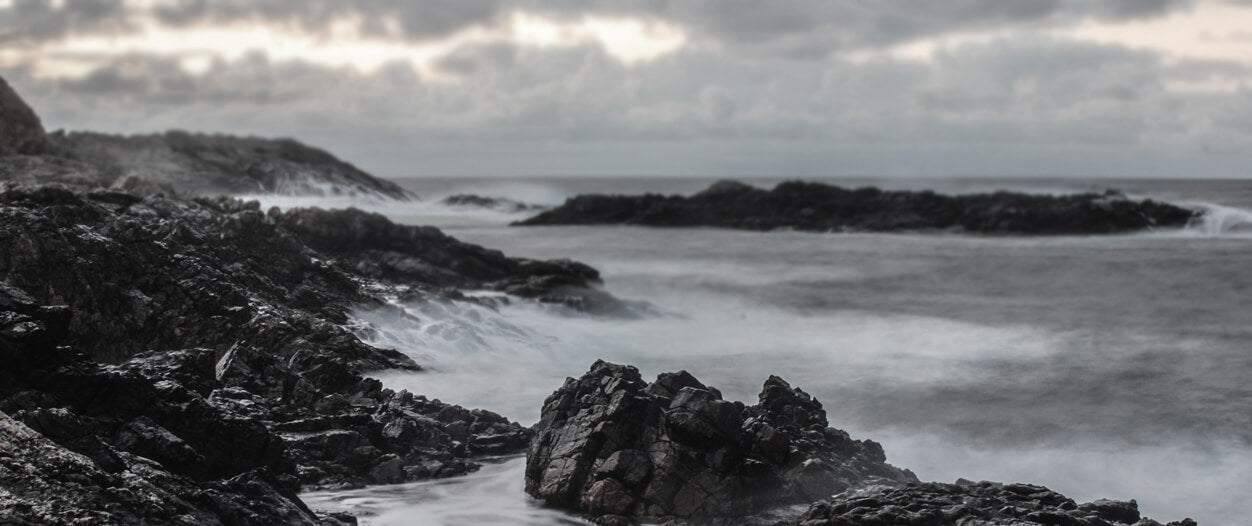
top-left (0, 76), bottom-right (49, 156)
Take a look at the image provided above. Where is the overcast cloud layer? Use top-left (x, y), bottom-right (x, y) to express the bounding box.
top-left (2, 0), bottom-right (1251, 177)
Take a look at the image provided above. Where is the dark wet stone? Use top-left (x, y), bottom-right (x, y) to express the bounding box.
top-left (790, 482), bottom-right (1195, 526)
top-left (525, 361), bottom-right (917, 523)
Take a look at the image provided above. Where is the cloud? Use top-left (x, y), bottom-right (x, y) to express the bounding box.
top-left (2, 0), bottom-right (1252, 177)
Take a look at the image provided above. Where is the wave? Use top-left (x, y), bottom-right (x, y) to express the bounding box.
top-left (1184, 203), bottom-right (1252, 236)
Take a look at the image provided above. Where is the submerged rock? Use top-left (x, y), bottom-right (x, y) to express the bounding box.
top-left (524, 361), bottom-right (916, 524)
top-left (791, 481), bottom-right (1197, 526)
top-left (514, 180), bottom-right (1198, 235)
top-left (442, 194), bottom-right (546, 213)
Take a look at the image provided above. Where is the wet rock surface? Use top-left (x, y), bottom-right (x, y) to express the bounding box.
top-left (790, 481), bottom-right (1197, 526)
top-left (515, 180), bottom-right (1197, 235)
top-left (525, 361), bottom-right (917, 524)
top-left (0, 181), bottom-right (616, 522)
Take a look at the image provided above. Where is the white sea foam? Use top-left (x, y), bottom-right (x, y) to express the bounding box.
top-left (1185, 202), bottom-right (1252, 236)
top-left (298, 179), bottom-right (1250, 526)
top-left (302, 457), bottom-right (589, 526)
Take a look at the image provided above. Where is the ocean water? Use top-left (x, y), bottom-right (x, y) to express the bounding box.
top-left (287, 177), bottom-right (1252, 526)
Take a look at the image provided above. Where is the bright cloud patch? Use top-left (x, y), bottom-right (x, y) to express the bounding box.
top-left (844, 2), bottom-right (1252, 95)
top-left (6, 10), bottom-right (687, 81)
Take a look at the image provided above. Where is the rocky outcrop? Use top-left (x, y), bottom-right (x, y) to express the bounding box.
top-left (273, 206), bottom-right (625, 313)
top-left (0, 77), bottom-right (48, 156)
top-left (0, 279), bottom-right (351, 525)
top-left (525, 361), bottom-right (916, 524)
top-left (515, 180), bottom-right (1198, 235)
top-left (0, 180), bottom-right (626, 522)
top-left (791, 481), bottom-right (1197, 526)
top-left (442, 194), bottom-right (546, 213)
top-left (45, 131), bottom-right (414, 199)
top-left (0, 74), bottom-right (410, 199)
top-left (0, 409), bottom-right (354, 526)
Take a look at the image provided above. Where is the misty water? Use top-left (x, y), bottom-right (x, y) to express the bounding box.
top-left (291, 177), bottom-right (1252, 526)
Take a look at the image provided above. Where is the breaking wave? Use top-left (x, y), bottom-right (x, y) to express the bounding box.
top-left (1183, 203), bottom-right (1252, 236)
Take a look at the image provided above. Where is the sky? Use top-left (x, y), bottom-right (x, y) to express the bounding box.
top-left (2, 0), bottom-right (1252, 178)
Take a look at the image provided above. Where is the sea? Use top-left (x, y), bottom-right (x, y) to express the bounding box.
top-left (251, 176), bottom-right (1252, 526)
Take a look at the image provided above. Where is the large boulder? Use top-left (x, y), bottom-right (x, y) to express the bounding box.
top-left (0, 77), bottom-right (48, 156)
top-left (525, 361), bottom-right (916, 524)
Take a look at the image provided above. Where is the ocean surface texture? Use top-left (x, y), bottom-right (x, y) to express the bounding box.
top-left (289, 177), bottom-right (1251, 526)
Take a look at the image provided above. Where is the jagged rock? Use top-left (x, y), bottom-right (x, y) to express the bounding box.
top-left (0, 77), bottom-right (48, 156)
top-left (0, 409), bottom-right (350, 526)
top-left (525, 361), bottom-right (916, 523)
top-left (0, 178), bottom-right (608, 520)
top-left (790, 481), bottom-right (1197, 526)
top-left (514, 180), bottom-right (1198, 235)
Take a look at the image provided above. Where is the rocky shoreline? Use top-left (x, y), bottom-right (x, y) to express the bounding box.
top-left (2, 75), bottom-right (1200, 525)
top-left (523, 362), bottom-right (1197, 526)
top-left (1, 76), bottom-right (609, 524)
top-left (515, 180), bottom-right (1198, 235)
top-left (0, 181), bottom-right (615, 523)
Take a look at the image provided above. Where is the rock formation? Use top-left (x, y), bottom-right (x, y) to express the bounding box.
top-left (515, 180), bottom-right (1198, 235)
top-left (46, 130), bottom-right (414, 199)
top-left (0, 180), bottom-right (618, 522)
top-left (525, 361), bottom-right (916, 524)
top-left (791, 481), bottom-right (1197, 526)
top-left (1, 75), bottom-right (410, 199)
top-left (0, 77), bottom-right (49, 156)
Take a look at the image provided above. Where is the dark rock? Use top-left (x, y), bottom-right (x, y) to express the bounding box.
top-left (0, 410), bottom-right (333, 525)
top-left (0, 180), bottom-right (596, 519)
top-left (0, 77), bottom-right (48, 156)
top-left (514, 180), bottom-right (1198, 235)
top-left (790, 482), bottom-right (1196, 526)
top-left (442, 194), bottom-right (546, 213)
top-left (525, 361), bottom-right (916, 523)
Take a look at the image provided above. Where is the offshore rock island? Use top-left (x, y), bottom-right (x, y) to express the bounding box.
top-left (515, 180), bottom-right (1197, 235)
top-left (1, 75), bottom-right (1199, 525)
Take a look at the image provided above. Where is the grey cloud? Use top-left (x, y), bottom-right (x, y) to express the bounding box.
top-left (0, 0), bottom-right (132, 44)
top-left (1, 0), bottom-right (1198, 58)
top-left (3, 1), bottom-right (1251, 177)
top-left (432, 43), bottom-right (518, 77)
